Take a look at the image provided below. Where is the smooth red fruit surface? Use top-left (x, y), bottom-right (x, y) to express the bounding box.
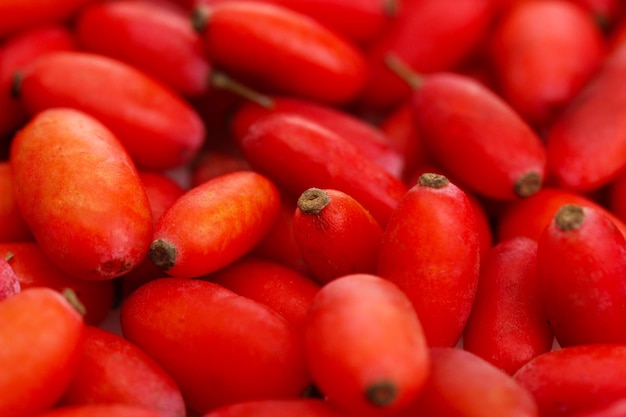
top-left (390, 347), bottom-right (539, 417)
top-left (118, 258), bottom-right (169, 302)
top-left (120, 277), bottom-right (310, 414)
top-left (402, 159), bottom-right (493, 258)
top-left (204, 256), bottom-right (320, 330)
top-left (463, 237), bottom-right (553, 375)
top-left (193, 1), bottom-right (368, 105)
top-left (276, 0), bottom-right (397, 45)
top-left (377, 173), bottom-right (481, 347)
top-left (359, 0), bottom-right (494, 110)
top-left (465, 190), bottom-right (494, 263)
top-left (545, 45), bottom-right (626, 192)
top-left (304, 273), bottom-right (429, 415)
top-left (231, 96), bottom-right (405, 178)
top-left (75, 0), bottom-right (212, 97)
top-left (0, 242), bottom-right (115, 325)
top-left (608, 18), bottom-right (626, 52)
top-left (0, 23), bottom-right (75, 140)
top-left (200, 398), bottom-right (355, 417)
top-left (293, 188), bottom-right (383, 284)
top-left (390, 139), bottom-right (496, 261)
top-left (0, 256), bottom-right (20, 301)
top-left (190, 149), bottom-right (250, 188)
top-left (251, 193), bottom-right (309, 274)
top-left (537, 204), bottom-right (626, 346)
top-left (118, 171), bottom-right (187, 295)
top-left (148, 171), bottom-right (280, 277)
top-left (10, 108), bottom-right (153, 280)
top-left (32, 404), bottom-right (170, 417)
top-left (606, 168), bottom-right (626, 223)
top-left (489, 0), bottom-right (605, 128)
top-left (514, 344), bottom-right (626, 417)
top-left (378, 100), bottom-right (429, 181)
top-left (0, 287), bottom-right (84, 417)
top-left (0, 161), bottom-right (32, 241)
top-left (569, 0), bottom-right (625, 28)
top-left (496, 187), bottom-right (626, 241)
top-left (0, 0), bottom-right (91, 39)
top-left (15, 51), bottom-right (206, 170)
top-left (568, 398), bottom-right (626, 417)
top-left (196, 0), bottom-right (397, 45)
top-left (238, 113), bottom-right (408, 226)
top-left (138, 171), bottom-right (186, 225)
top-left (60, 325), bottom-right (186, 417)
top-left (411, 71), bottom-right (547, 201)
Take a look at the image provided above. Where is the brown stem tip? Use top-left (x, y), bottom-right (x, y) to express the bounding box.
top-left (100, 259), bottom-right (131, 275)
top-left (515, 171), bottom-right (542, 198)
top-left (555, 204), bottom-right (585, 231)
top-left (298, 188), bottom-right (330, 215)
top-left (365, 380), bottom-right (398, 407)
top-left (149, 239), bottom-right (177, 271)
top-left (384, 0), bottom-right (400, 18)
top-left (418, 172), bottom-right (449, 188)
top-left (191, 5), bottom-right (210, 33)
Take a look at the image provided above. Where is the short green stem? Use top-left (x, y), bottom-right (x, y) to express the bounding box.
top-left (384, 53), bottom-right (423, 89)
top-left (210, 70), bottom-right (274, 109)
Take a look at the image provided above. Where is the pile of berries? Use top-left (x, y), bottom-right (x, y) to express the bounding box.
top-left (2, 1), bottom-right (626, 416)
